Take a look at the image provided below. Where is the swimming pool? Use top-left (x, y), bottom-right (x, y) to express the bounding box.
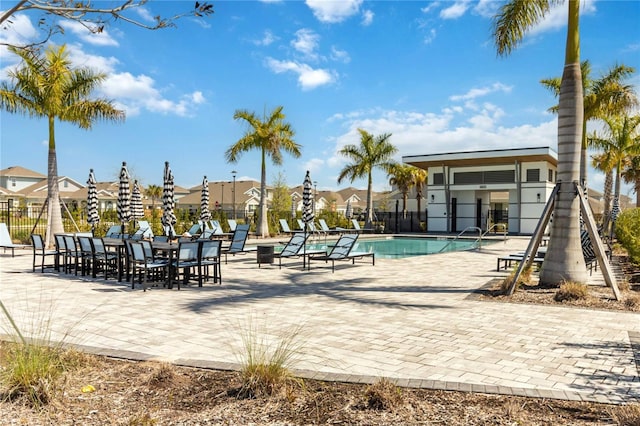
top-left (296, 237), bottom-right (486, 259)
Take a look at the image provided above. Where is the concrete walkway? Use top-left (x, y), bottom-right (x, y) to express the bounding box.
top-left (1, 236), bottom-right (638, 405)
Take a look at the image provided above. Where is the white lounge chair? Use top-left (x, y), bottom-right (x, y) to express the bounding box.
top-left (0, 223), bottom-right (29, 256)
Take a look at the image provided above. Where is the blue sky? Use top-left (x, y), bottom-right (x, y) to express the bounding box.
top-left (1, 0), bottom-right (639, 196)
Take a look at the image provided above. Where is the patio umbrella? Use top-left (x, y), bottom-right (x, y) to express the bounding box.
top-left (117, 161), bottom-right (131, 233)
top-left (345, 199), bottom-right (352, 227)
top-left (302, 171), bottom-right (314, 268)
top-left (86, 169), bottom-right (100, 232)
top-left (200, 175), bottom-right (211, 223)
top-left (162, 161), bottom-right (177, 238)
top-left (130, 180), bottom-right (144, 223)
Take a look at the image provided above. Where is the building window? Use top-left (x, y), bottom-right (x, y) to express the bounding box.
top-left (484, 170), bottom-right (515, 184)
top-left (548, 169), bottom-right (554, 182)
top-left (432, 173), bottom-right (444, 185)
top-left (63, 181), bottom-right (68, 188)
top-left (526, 169), bottom-right (540, 182)
top-left (454, 172), bottom-right (483, 185)
top-left (11, 178), bottom-right (16, 187)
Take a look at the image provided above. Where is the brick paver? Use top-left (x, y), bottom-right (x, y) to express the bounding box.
top-left (1, 235), bottom-right (638, 404)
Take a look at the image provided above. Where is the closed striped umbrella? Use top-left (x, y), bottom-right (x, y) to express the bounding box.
top-left (200, 176), bottom-right (211, 223)
top-left (131, 180), bottom-right (144, 221)
top-left (86, 169), bottom-right (100, 231)
top-left (117, 162), bottom-right (131, 230)
top-left (162, 161), bottom-right (177, 237)
top-left (302, 171), bottom-right (314, 230)
top-left (611, 196), bottom-right (620, 223)
top-left (345, 199), bottom-right (353, 220)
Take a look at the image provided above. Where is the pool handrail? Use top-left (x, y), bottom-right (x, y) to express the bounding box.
top-left (438, 226), bottom-right (484, 253)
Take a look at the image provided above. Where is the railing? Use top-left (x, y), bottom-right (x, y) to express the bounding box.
top-left (482, 223), bottom-right (508, 244)
top-left (438, 226), bottom-right (483, 253)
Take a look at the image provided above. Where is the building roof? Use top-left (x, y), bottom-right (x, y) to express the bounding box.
top-left (0, 166), bottom-right (46, 179)
top-left (403, 147), bottom-right (558, 169)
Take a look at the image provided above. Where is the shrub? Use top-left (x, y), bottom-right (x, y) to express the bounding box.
top-left (364, 378), bottom-right (403, 411)
top-left (615, 208), bottom-right (640, 265)
top-left (236, 320), bottom-right (305, 398)
top-left (554, 281), bottom-right (589, 302)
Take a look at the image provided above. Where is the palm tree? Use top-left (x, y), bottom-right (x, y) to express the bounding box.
top-left (145, 184), bottom-right (162, 210)
top-left (590, 114), bottom-right (640, 235)
top-left (621, 154), bottom-right (640, 207)
top-left (590, 152), bottom-right (615, 230)
top-left (540, 61), bottom-right (637, 186)
top-left (494, 0), bottom-right (586, 285)
top-left (226, 106), bottom-right (300, 238)
top-left (337, 129), bottom-right (397, 227)
top-left (0, 45), bottom-right (124, 247)
top-left (414, 168), bottom-right (427, 223)
top-left (388, 164), bottom-right (417, 219)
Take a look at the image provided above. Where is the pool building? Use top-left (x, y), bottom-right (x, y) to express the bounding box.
top-left (403, 147), bottom-right (558, 235)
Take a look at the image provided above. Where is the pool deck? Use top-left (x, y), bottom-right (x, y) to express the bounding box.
top-left (1, 235), bottom-right (638, 405)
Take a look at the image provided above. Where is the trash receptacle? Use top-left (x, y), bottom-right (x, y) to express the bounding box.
top-left (257, 245), bottom-right (274, 267)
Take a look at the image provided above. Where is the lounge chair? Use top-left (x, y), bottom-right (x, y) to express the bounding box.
top-left (279, 219), bottom-right (294, 234)
top-left (105, 225), bottom-right (122, 238)
top-left (0, 223), bottom-right (29, 256)
top-left (221, 224), bottom-right (256, 263)
top-left (308, 233), bottom-right (374, 272)
top-left (184, 223), bottom-right (201, 239)
top-left (297, 219), bottom-right (322, 235)
top-left (350, 219), bottom-right (364, 233)
top-left (318, 219), bottom-right (345, 234)
top-left (227, 219), bottom-right (237, 231)
top-left (132, 220), bottom-right (153, 239)
top-left (271, 232), bottom-right (323, 269)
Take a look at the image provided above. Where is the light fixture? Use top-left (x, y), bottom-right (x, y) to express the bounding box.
top-left (537, 193), bottom-right (541, 203)
top-left (430, 194), bottom-right (435, 202)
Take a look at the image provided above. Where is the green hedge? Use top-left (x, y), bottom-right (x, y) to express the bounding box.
top-left (615, 207), bottom-right (640, 265)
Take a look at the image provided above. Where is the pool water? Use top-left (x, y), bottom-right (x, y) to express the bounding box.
top-left (292, 237), bottom-right (485, 259)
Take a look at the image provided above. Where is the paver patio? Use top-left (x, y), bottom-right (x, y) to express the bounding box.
top-left (1, 235), bottom-right (638, 404)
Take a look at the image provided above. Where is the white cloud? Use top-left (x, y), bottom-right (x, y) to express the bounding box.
top-left (66, 43), bottom-right (119, 73)
top-left (135, 7), bottom-right (155, 23)
top-left (303, 158), bottom-right (325, 173)
top-left (361, 10), bottom-right (374, 26)
top-left (330, 46), bottom-right (350, 63)
top-left (254, 30), bottom-right (277, 46)
top-left (59, 20), bottom-right (119, 46)
top-left (473, 0), bottom-right (500, 18)
top-left (423, 28), bottom-right (437, 45)
top-left (291, 28), bottom-right (320, 59)
top-left (449, 83), bottom-right (513, 101)
top-left (528, 0), bottom-right (597, 37)
top-left (306, 0), bottom-right (362, 23)
top-left (440, 1), bottom-right (470, 19)
top-left (421, 2), bottom-right (440, 14)
top-left (265, 58), bottom-right (335, 90)
top-left (0, 12), bottom-right (38, 72)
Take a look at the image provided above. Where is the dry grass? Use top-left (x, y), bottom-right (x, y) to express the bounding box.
top-left (363, 378), bottom-right (404, 411)
top-left (609, 403), bottom-right (640, 426)
top-left (554, 281), bottom-right (589, 302)
top-left (624, 294), bottom-right (640, 310)
top-left (499, 264), bottom-right (533, 294)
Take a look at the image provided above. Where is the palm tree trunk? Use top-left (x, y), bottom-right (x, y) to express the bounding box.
top-left (402, 193), bottom-right (407, 219)
top-left (601, 170), bottom-right (613, 233)
top-left (417, 195), bottom-right (422, 223)
top-left (366, 172), bottom-right (373, 227)
top-left (45, 116), bottom-right (64, 248)
top-left (539, 1), bottom-right (587, 285)
top-left (635, 177), bottom-right (640, 207)
top-left (257, 148), bottom-right (269, 237)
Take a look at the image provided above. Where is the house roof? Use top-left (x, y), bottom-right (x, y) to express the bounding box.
top-left (0, 166), bottom-right (46, 179)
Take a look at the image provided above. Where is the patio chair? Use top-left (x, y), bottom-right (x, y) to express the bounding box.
top-left (129, 241), bottom-right (168, 291)
top-left (30, 234), bottom-right (59, 273)
top-left (222, 224), bottom-right (256, 263)
top-left (308, 233), bottom-right (374, 272)
top-left (185, 223), bottom-right (201, 239)
top-left (77, 235), bottom-right (95, 276)
top-left (199, 239), bottom-right (223, 285)
top-left (62, 235), bottom-right (82, 275)
top-left (90, 237), bottom-right (119, 279)
top-left (0, 223), bottom-right (29, 257)
top-left (227, 219), bottom-right (237, 231)
top-left (171, 241), bottom-right (201, 289)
